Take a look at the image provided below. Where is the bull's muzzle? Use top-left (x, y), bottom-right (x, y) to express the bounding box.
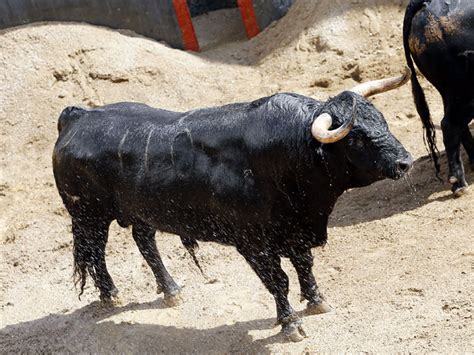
top-left (393, 155), bottom-right (413, 179)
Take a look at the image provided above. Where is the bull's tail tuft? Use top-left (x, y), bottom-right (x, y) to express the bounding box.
top-left (73, 233), bottom-right (88, 299)
top-left (403, 0), bottom-right (441, 176)
top-left (58, 106), bottom-right (86, 133)
top-left (72, 227), bottom-right (98, 299)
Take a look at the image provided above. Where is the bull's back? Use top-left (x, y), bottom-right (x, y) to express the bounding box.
top-left (53, 101), bottom-right (265, 226)
top-left (52, 96), bottom-right (310, 234)
top-left (408, 0), bottom-right (474, 99)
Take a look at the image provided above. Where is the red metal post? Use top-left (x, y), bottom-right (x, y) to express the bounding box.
top-left (172, 0), bottom-right (199, 51)
top-left (237, 0), bottom-right (260, 39)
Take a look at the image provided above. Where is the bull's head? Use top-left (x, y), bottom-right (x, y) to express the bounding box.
top-left (311, 68), bottom-right (413, 184)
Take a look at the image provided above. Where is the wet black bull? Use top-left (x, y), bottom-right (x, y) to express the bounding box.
top-left (53, 70), bottom-right (412, 341)
top-left (404, 0), bottom-right (474, 196)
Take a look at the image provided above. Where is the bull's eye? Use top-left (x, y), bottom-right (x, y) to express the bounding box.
top-left (352, 137), bottom-right (365, 149)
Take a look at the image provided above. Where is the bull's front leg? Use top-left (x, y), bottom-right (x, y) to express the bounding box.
top-left (441, 116), bottom-right (468, 196)
top-left (238, 247), bottom-right (306, 342)
top-left (289, 248), bottom-right (332, 315)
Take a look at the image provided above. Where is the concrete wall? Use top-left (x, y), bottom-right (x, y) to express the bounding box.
top-left (0, 0), bottom-right (294, 49)
top-left (0, 0), bottom-right (185, 49)
top-left (253, 0), bottom-right (294, 30)
top-left (187, 0), bottom-right (237, 17)
top-left (187, 0), bottom-right (294, 30)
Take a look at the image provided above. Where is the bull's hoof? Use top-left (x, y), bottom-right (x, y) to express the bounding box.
top-left (453, 185), bottom-right (469, 197)
top-left (282, 323), bottom-right (307, 342)
top-left (280, 315), bottom-right (307, 342)
top-left (156, 285), bottom-right (163, 295)
top-left (100, 287), bottom-right (121, 306)
top-left (164, 290), bottom-right (182, 307)
top-left (306, 300), bottom-right (333, 315)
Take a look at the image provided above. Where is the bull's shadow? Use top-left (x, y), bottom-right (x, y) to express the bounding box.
top-left (0, 300), bottom-right (288, 353)
top-left (329, 151), bottom-right (473, 228)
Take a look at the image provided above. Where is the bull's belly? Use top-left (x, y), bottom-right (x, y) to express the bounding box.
top-left (114, 196), bottom-right (328, 250)
top-left (115, 197), bottom-right (265, 245)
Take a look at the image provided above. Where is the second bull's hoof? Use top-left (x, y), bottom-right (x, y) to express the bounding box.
top-left (306, 300), bottom-right (333, 315)
top-left (453, 185), bottom-right (469, 198)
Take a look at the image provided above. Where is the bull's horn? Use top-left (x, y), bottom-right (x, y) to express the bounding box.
top-left (311, 97), bottom-right (356, 144)
top-left (350, 67), bottom-right (411, 98)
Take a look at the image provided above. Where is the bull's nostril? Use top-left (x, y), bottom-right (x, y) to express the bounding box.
top-left (397, 159), bottom-right (412, 173)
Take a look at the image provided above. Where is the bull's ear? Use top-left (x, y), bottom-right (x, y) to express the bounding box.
top-left (349, 67), bottom-right (411, 98)
top-left (311, 96), bottom-right (356, 144)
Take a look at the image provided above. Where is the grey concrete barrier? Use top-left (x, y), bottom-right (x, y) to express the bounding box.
top-left (252, 0), bottom-right (294, 31)
top-left (187, 0), bottom-right (237, 17)
top-left (0, 0), bottom-right (185, 49)
top-left (0, 0), bottom-right (294, 49)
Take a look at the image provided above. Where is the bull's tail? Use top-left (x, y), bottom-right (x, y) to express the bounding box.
top-left (58, 106), bottom-right (86, 133)
top-left (73, 231), bottom-right (93, 299)
top-left (72, 221), bottom-right (101, 299)
top-left (73, 244), bottom-right (88, 299)
top-left (403, 0), bottom-right (441, 176)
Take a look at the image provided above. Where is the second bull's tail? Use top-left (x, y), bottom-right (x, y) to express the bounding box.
top-left (403, 0), bottom-right (440, 176)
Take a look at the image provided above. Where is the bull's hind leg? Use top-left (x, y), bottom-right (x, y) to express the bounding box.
top-left (289, 248), bottom-right (332, 315)
top-left (72, 217), bottom-right (118, 303)
top-left (132, 223), bottom-right (181, 306)
top-left (461, 125), bottom-right (474, 170)
top-left (441, 116), bottom-right (468, 195)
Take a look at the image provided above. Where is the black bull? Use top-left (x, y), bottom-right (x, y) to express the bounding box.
top-left (53, 77), bottom-right (412, 341)
top-left (403, 0), bottom-right (474, 195)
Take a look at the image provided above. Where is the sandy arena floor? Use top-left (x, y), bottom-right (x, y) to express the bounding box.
top-left (1, 0), bottom-right (473, 353)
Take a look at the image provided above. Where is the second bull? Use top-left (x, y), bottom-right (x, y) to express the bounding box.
top-left (404, 0), bottom-right (474, 195)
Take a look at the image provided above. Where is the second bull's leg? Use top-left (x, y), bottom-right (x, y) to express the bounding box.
top-left (441, 116), bottom-right (468, 195)
top-left (461, 125), bottom-right (474, 170)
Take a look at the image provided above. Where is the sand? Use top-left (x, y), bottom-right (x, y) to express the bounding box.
top-left (1, 0), bottom-right (473, 353)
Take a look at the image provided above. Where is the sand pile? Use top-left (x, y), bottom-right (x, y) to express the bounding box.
top-left (1, 0), bottom-right (473, 353)
top-left (240, 0), bottom-right (410, 92)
